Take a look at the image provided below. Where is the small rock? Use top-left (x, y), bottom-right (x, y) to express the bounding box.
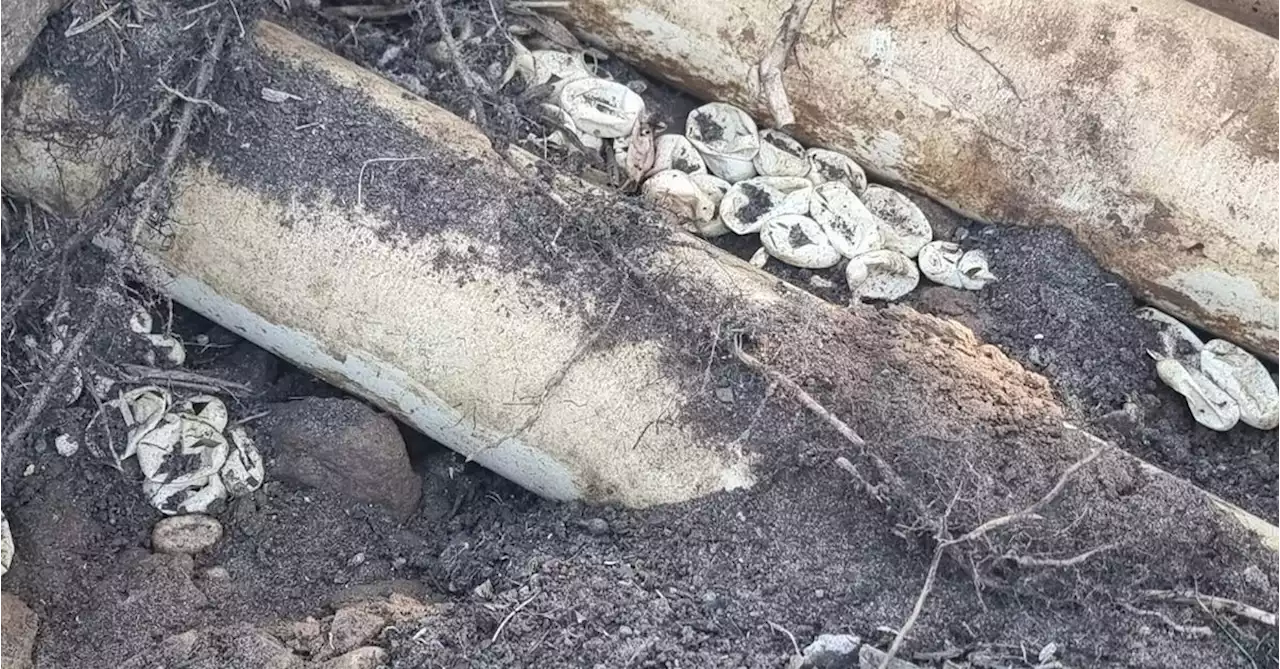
top-left (121, 625), bottom-right (303, 669)
top-left (152, 514), bottom-right (223, 555)
top-left (325, 580), bottom-right (433, 609)
top-left (273, 617), bottom-right (325, 656)
top-left (264, 398), bottom-right (421, 518)
top-left (584, 518), bottom-right (610, 535)
top-left (1, 512), bottom-right (12, 575)
top-left (715, 387), bottom-right (735, 404)
top-left (318, 646), bottom-right (387, 669)
top-left (1243, 564), bottom-right (1272, 592)
top-left (1099, 402), bottom-right (1142, 437)
top-left (788, 634), bottom-right (860, 669)
top-left (54, 433), bottom-right (79, 457)
top-left (808, 275), bottom-right (836, 290)
top-left (1, 594), bottom-right (39, 669)
top-left (329, 606), bottom-right (386, 655)
top-left (348, 551), bottom-right (366, 567)
top-left (202, 565), bottom-right (231, 581)
top-left (859, 645), bottom-right (920, 669)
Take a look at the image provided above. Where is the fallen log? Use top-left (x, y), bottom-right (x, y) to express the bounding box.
top-left (1187, 0), bottom-right (1279, 36)
top-left (2, 20), bottom-right (1275, 632)
top-left (0, 0), bottom-right (67, 89)
top-left (561, 0), bottom-right (1280, 358)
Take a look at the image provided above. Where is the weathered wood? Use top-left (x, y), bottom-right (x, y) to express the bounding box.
top-left (563, 0), bottom-right (1279, 357)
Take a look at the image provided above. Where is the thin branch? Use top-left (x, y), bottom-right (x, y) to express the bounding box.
top-left (132, 17), bottom-right (233, 233)
top-left (951, 448), bottom-right (1101, 545)
top-left (757, 0), bottom-right (816, 127)
top-left (1120, 603), bottom-right (1214, 638)
top-left (2, 300), bottom-right (104, 458)
top-left (429, 0), bottom-right (491, 124)
top-left (1007, 542), bottom-right (1118, 568)
top-left (491, 591), bottom-right (540, 643)
top-left (1142, 590), bottom-right (1277, 628)
top-left (729, 335), bottom-right (863, 445)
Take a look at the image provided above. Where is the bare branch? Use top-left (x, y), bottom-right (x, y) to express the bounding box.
top-left (757, 0), bottom-right (817, 128)
top-left (1142, 590), bottom-right (1277, 628)
top-left (1120, 603), bottom-right (1214, 637)
top-left (1008, 542), bottom-right (1118, 569)
top-left (951, 448), bottom-right (1101, 545)
top-left (730, 336), bottom-right (863, 445)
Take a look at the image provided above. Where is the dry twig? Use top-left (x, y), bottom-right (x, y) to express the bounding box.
top-left (491, 591), bottom-right (540, 643)
top-left (2, 299), bottom-right (105, 460)
top-left (132, 17), bottom-right (233, 232)
top-left (757, 0), bottom-right (816, 128)
top-left (65, 2), bottom-right (124, 37)
top-left (1007, 542), bottom-right (1118, 569)
top-left (729, 334), bottom-right (863, 445)
top-left (1142, 590), bottom-right (1277, 628)
top-left (767, 620), bottom-right (802, 659)
top-left (156, 78), bottom-right (227, 114)
top-left (119, 364), bottom-right (254, 395)
top-left (356, 157), bottom-right (430, 207)
top-left (1120, 603), bottom-right (1214, 638)
top-left (876, 449), bottom-right (1103, 668)
top-left (429, 0), bottom-right (492, 124)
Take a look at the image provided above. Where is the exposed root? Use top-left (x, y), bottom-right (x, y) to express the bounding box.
top-left (1120, 603), bottom-right (1214, 638)
top-left (729, 333), bottom-right (864, 445)
top-left (1142, 590), bottom-right (1277, 628)
top-left (2, 298), bottom-right (105, 462)
top-left (757, 0), bottom-right (816, 128)
top-left (466, 290), bottom-right (625, 462)
top-left (131, 16), bottom-right (233, 235)
top-left (952, 448), bottom-right (1101, 544)
top-left (875, 449), bottom-right (1104, 667)
top-left (429, 0), bottom-right (492, 126)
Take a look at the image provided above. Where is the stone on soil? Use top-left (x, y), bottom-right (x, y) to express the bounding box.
top-left (859, 645), bottom-right (921, 669)
top-left (152, 514), bottom-right (223, 555)
top-left (121, 625), bottom-right (303, 669)
top-left (318, 646), bottom-right (388, 669)
top-left (329, 605), bottom-right (386, 655)
top-left (264, 398), bottom-right (421, 518)
top-left (1, 594), bottom-right (39, 669)
top-left (789, 633), bottom-right (860, 669)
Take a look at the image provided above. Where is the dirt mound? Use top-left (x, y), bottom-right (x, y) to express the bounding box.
top-left (0, 2), bottom-right (1275, 668)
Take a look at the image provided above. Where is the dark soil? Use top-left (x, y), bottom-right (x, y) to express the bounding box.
top-left (1, 1), bottom-right (1276, 668)
top-left (899, 199), bottom-right (1279, 524)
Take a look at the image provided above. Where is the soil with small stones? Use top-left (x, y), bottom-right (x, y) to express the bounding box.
top-left (1, 1), bottom-right (1276, 668)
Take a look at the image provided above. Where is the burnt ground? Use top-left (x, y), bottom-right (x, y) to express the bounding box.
top-left (1, 1), bottom-right (1277, 668)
